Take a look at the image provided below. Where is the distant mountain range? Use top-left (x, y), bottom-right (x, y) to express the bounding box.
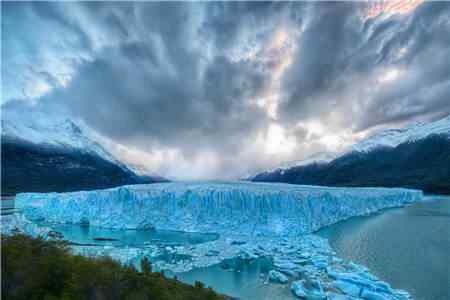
top-left (1, 111), bottom-right (167, 196)
top-left (252, 115), bottom-right (450, 194)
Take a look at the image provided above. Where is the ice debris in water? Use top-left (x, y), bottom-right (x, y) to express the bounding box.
top-left (291, 280), bottom-right (308, 298)
top-left (1, 214), bottom-right (51, 238)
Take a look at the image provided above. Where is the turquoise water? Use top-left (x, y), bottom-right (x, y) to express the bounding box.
top-left (318, 196), bottom-right (450, 300)
top-left (174, 257), bottom-right (299, 300)
top-left (1, 199), bottom-right (16, 215)
top-left (42, 223), bottom-right (219, 247)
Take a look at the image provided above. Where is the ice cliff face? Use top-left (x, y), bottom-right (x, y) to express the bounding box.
top-left (16, 182), bottom-right (422, 235)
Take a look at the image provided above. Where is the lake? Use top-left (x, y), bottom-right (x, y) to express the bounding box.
top-left (318, 196), bottom-right (450, 300)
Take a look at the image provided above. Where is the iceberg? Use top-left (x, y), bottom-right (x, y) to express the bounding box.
top-left (15, 182), bottom-right (423, 235)
top-left (291, 280), bottom-right (308, 298)
top-left (268, 270), bottom-right (289, 284)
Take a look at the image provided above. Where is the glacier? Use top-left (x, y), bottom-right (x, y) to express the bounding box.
top-left (6, 182), bottom-right (422, 300)
top-left (16, 182), bottom-right (423, 235)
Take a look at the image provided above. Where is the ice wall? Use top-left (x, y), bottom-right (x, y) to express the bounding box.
top-left (15, 182), bottom-right (423, 236)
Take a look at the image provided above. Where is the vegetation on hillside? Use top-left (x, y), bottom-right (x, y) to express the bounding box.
top-left (1, 234), bottom-right (226, 300)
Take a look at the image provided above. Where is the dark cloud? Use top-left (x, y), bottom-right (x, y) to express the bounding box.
top-left (356, 2), bottom-right (450, 129)
top-left (200, 2), bottom-right (286, 51)
top-left (280, 2), bottom-right (362, 121)
top-left (2, 1), bottom-right (449, 179)
top-left (278, 1), bottom-right (450, 132)
top-left (43, 38), bottom-right (270, 157)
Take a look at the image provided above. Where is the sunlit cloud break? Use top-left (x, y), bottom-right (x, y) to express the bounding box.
top-left (364, 0), bottom-right (425, 20)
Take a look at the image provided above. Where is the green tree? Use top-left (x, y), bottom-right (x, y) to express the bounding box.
top-left (140, 257), bottom-right (152, 274)
top-left (195, 281), bottom-right (205, 289)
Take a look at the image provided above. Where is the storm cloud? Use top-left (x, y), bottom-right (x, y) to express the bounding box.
top-left (2, 1), bottom-right (450, 179)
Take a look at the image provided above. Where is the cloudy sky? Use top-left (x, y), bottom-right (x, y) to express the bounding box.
top-left (2, 1), bottom-right (450, 180)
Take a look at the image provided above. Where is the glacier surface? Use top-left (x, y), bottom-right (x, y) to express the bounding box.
top-left (16, 182), bottom-right (422, 235)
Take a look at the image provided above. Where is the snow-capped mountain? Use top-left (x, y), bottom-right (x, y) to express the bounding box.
top-left (251, 115), bottom-right (450, 194)
top-left (264, 114), bottom-right (450, 172)
top-left (1, 109), bottom-right (166, 195)
top-left (352, 115), bottom-right (450, 153)
top-left (250, 115), bottom-right (450, 178)
top-left (1, 110), bottom-right (121, 167)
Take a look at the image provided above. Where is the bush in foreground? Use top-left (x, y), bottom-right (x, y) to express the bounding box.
top-left (1, 234), bottom-right (226, 300)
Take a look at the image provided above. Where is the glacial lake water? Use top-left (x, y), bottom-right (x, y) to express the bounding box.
top-left (42, 223), bottom-right (219, 247)
top-left (318, 196), bottom-right (450, 300)
top-left (1, 199), bottom-right (16, 215)
top-left (173, 257), bottom-right (300, 300)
